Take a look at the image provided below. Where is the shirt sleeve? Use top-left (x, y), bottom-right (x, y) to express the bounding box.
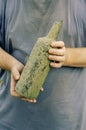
top-left (0, 0), bottom-right (6, 49)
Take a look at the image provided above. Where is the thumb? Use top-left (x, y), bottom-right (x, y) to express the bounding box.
top-left (12, 68), bottom-right (20, 81)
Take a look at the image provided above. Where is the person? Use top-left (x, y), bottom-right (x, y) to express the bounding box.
top-left (0, 0), bottom-right (86, 130)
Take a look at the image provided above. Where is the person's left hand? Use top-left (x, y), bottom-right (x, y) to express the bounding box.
top-left (48, 41), bottom-right (65, 68)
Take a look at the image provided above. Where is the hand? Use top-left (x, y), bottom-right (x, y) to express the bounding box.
top-left (48, 41), bottom-right (65, 68)
top-left (10, 61), bottom-right (38, 103)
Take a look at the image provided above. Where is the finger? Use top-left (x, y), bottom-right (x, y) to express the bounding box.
top-left (51, 41), bottom-right (65, 48)
top-left (12, 68), bottom-right (20, 80)
top-left (50, 62), bottom-right (63, 68)
top-left (11, 90), bottom-right (21, 97)
top-left (11, 85), bottom-right (36, 103)
top-left (10, 74), bottom-right (20, 97)
top-left (49, 55), bottom-right (65, 62)
top-left (40, 87), bottom-right (44, 92)
top-left (10, 75), bottom-right (16, 95)
top-left (20, 98), bottom-right (37, 103)
top-left (49, 47), bottom-right (65, 56)
top-left (11, 90), bottom-right (37, 103)
top-left (11, 85), bottom-right (37, 103)
top-left (10, 75), bottom-right (15, 89)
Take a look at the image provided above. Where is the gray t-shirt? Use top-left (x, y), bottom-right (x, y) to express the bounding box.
top-left (0, 0), bottom-right (86, 130)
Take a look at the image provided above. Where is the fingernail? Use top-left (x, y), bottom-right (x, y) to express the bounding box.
top-left (34, 99), bottom-right (37, 103)
top-left (41, 88), bottom-right (44, 91)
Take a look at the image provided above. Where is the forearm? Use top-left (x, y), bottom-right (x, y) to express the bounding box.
top-left (0, 47), bottom-right (20, 71)
top-left (64, 48), bottom-right (86, 67)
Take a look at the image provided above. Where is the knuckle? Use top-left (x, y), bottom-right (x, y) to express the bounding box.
top-left (52, 49), bottom-right (55, 54)
top-left (56, 62), bottom-right (62, 68)
top-left (60, 48), bottom-right (65, 56)
top-left (61, 41), bottom-right (65, 46)
top-left (62, 56), bottom-right (65, 62)
top-left (56, 63), bottom-right (62, 68)
top-left (64, 56), bottom-right (66, 61)
top-left (63, 47), bottom-right (66, 53)
top-left (56, 56), bottom-right (61, 62)
top-left (60, 50), bottom-right (64, 55)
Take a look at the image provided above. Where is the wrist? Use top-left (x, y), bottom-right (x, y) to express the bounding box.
top-left (63, 47), bottom-right (86, 67)
top-left (63, 48), bottom-right (73, 66)
top-left (10, 59), bottom-right (20, 72)
top-left (0, 48), bottom-right (22, 71)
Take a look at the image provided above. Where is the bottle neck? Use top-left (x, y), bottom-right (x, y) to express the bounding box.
top-left (46, 21), bottom-right (63, 40)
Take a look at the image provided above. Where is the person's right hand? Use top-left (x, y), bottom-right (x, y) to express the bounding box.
top-left (0, 48), bottom-right (43, 102)
top-left (10, 61), bottom-right (37, 103)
